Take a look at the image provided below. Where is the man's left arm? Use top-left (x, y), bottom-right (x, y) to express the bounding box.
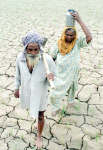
top-left (46, 54), bottom-right (56, 81)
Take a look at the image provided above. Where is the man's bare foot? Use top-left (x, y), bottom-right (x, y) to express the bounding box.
top-left (36, 136), bottom-right (42, 149)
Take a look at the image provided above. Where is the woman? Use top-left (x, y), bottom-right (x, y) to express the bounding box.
top-left (49, 11), bottom-right (92, 115)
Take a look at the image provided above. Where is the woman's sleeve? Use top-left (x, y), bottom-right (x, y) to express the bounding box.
top-left (77, 36), bottom-right (90, 48)
top-left (15, 57), bottom-right (21, 89)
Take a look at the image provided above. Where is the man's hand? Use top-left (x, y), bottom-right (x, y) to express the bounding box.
top-left (46, 73), bottom-right (54, 81)
top-left (14, 89), bottom-right (19, 98)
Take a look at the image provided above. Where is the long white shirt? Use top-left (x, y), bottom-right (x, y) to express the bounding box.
top-left (15, 52), bottom-right (56, 118)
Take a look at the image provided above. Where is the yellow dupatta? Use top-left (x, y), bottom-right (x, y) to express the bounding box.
top-left (58, 26), bottom-right (77, 56)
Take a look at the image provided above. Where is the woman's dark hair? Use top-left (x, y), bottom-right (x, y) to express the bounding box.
top-left (65, 28), bottom-right (76, 35)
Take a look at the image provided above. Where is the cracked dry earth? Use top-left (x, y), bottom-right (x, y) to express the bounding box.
top-left (0, 0), bottom-right (103, 150)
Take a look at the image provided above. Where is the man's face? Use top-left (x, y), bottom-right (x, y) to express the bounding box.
top-left (26, 43), bottom-right (40, 55)
top-left (65, 30), bottom-right (76, 43)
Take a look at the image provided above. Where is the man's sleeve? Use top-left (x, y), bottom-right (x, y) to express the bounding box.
top-left (15, 57), bottom-right (21, 90)
top-left (48, 45), bottom-right (58, 61)
top-left (46, 54), bottom-right (56, 76)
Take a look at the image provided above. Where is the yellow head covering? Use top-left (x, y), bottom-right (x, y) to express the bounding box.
top-left (58, 26), bottom-right (77, 56)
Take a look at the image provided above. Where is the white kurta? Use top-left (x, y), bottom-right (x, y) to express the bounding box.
top-left (15, 52), bottom-right (56, 118)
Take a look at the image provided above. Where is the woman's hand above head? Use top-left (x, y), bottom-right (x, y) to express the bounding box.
top-left (70, 11), bottom-right (81, 23)
top-left (70, 10), bottom-right (92, 43)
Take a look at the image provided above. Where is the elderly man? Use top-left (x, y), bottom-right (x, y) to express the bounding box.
top-left (14, 31), bottom-right (56, 149)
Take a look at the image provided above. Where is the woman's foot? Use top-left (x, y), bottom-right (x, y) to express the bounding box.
top-left (66, 101), bottom-right (75, 109)
top-left (36, 136), bottom-right (42, 149)
top-left (69, 101), bottom-right (75, 106)
top-left (51, 109), bottom-right (60, 117)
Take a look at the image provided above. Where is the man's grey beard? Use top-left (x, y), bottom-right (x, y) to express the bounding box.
top-left (26, 53), bottom-right (40, 70)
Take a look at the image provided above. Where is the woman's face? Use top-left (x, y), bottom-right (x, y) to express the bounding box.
top-left (26, 43), bottom-right (40, 55)
top-left (65, 30), bottom-right (76, 43)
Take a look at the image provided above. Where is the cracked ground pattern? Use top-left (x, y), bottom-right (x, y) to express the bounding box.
top-left (0, 0), bottom-right (103, 150)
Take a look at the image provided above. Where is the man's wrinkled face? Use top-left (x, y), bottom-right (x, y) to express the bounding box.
top-left (65, 30), bottom-right (76, 43)
top-left (26, 43), bottom-right (40, 55)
